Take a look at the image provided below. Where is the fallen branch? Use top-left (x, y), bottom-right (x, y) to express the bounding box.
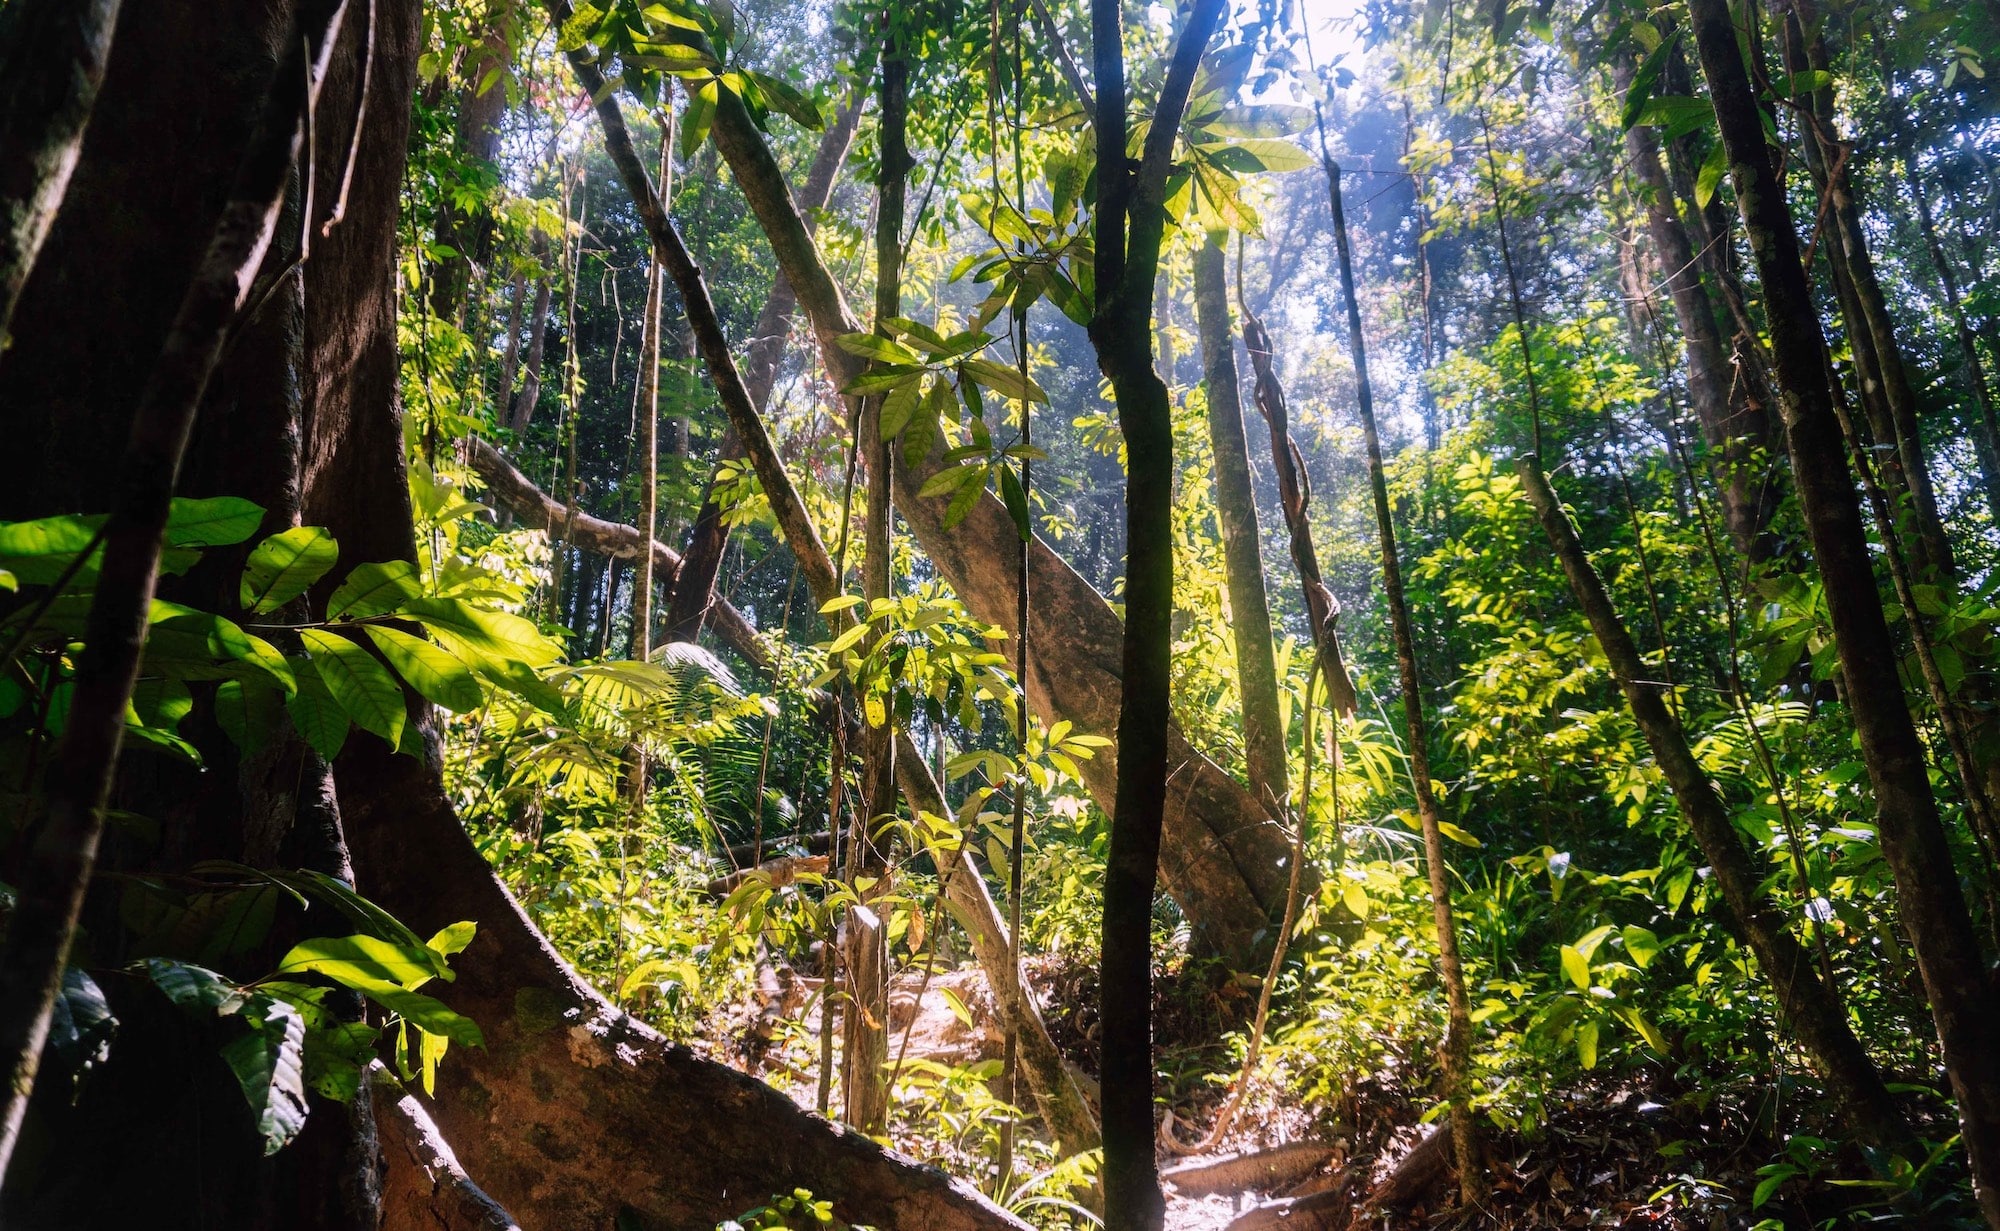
top-left (465, 435), bottom-right (769, 670)
top-left (706, 853), bottom-right (828, 899)
top-left (1161, 1142), bottom-right (1336, 1198)
top-left (1362, 1124), bottom-right (1452, 1213)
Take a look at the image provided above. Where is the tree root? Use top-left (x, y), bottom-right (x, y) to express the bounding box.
top-left (1160, 1141), bottom-right (1338, 1198)
top-left (373, 1070), bottom-right (521, 1231)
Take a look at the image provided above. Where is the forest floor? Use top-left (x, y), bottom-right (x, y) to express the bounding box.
top-left (697, 952), bottom-right (1817, 1230)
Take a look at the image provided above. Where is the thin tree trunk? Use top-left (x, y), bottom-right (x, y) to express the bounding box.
top-left (1087, 3), bottom-right (1226, 1226)
top-left (0, 0), bottom-right (348, 1176)
top-left (509, 254), bottom-right (551, 433)
top-left (1617, 56), bottom-right (1777, 562)
top-left (839, 30), bottom-right (910, 1138)
top-left (496, 270), bottom-right (526, 417)
top-left (1688, 1), bottom-right (2000, 1219)
top-left (0, 0), bottom-right (119, 339)
top-left (1192, 237), bottom-right (1286, 808)
top-left (665, 92), bottom-right (864, 642)
top-left (1781, 2), bottom-right (1953, 579)
top-left (1241, 309), bottom-right (1358, 719)
top-left (1517, 461), bottom-right (1913, 1147)
top-left (1326, 160), bottom-right (1485, 1204)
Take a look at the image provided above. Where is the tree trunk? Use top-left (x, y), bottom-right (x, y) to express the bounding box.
top-left (1087, 5), bottom-right (1227, 1227)
top-left (0, 0), bottom-right (119, 339)
top-left (1192, 236), bottom-right (1287, 808)
top-left (508, 256), bottom-right (551, 433)
top-left (1326, 159), bottom-right (1484, 1204)
top-left (1688, 0), bottom-right (2000, 1218)
top-left (705, 70), bottom-right (1302, 970)
top-left (664, 91), bottom-right (865, 643)
top-left (631, 258), bottom-right (662, 660)
top-left (1781, 2), bottom-right (1953, 579)
top-left (1517, 460), bottom-right (1912, 1148)
top-left (1617, 56), bottom-right (1778, 562)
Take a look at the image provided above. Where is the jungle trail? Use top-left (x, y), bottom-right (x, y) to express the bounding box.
top-left (1, 0), bottom-right (1998, 1227)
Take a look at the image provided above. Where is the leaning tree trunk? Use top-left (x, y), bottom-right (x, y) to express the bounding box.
top-left (1689, 0), bottom-right (2000, 1219)
top-left (543, 13), bottom-right (1096, 1151)
top-left (1192, 236), bottom-right (1287, 808)
top-left (1517, 461), bottom-right (1912, 1148)
top-left (702, 67), bottom-right (1301, 970)
top-left (663, 90), bottom-right (864, 643)
top-left (0, 0), bottom-right (120, 340)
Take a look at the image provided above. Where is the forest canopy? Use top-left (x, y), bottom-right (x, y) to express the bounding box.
top-left (1, 0), bottom-right (1999, 1227)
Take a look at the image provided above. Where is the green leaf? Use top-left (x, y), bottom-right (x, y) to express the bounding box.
top-left (959, 357), bottom-right (1047, 404)
top-left (301, 629), bottom-right (406, 747)
top-left (918, 464), bottom-right (985, 501)
top-left (363, 626), bottom-right (482, 713)
top-left (426, 921), bottom-right (477, 957)
top-left (680, 78), bottom-right (717, 158)
top-left (1560, 944), bottom-right (1592, 990)
top-left (0, 513), bottom-right (104, 584)
top-left (1622, 35), bottom-right (1678, 130)
top-left (1617, 1005), bottom-right (1670, 1053)
top-left (223, 996), bottom-right (309, 1155)
top-left (878, 375), bottom-right (924, 440)
top-left (840, 366), bottom-right (923, 396)
top-left (214, 680), bottom-right (288, 756)
top-left (327, 560), bottom-right (421, 620)
top-left (999, 463), bottom-right (1031, 543)
top-left (165, 497), bottom-right (266, 547)
top-left (836, 332), bottom-right (923, 365)
top-left (1575, 1017), bottom-right (1599, 1070)
top-left (1226, 138), bottom-right (1316, 173)
top-left (1199, 104), bottom-right (1312, 138)
top-left (400, 597), bottom-right (560, 668)
top-left (1437, 820), bottom-right (1482, 847)
top-left (1341, 881), bottom-right (1370, 920)
top-left (1694, 138), bottom-right (1728, 209)
top-left (748, 71), bottom-right (821, 128)
top-left (1621, 924), bottom-right (1661, 968)
top-left (285, 659), bottom-right (351, 760)
top-left (145, 958), bottom-right (243, 1013)
top-left (240, 526), bottom-right (339, 614)
top-left (276, 933), bottom-right (449, 990)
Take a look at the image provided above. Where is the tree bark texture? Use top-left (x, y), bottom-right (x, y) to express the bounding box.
top-left (1517, 460), bottom-right (1912, 1148)
top-left (703, 63), bottom-right (1303, 970)
top-left (1192, 237), bottom-right (1287, 810)
top-left (1689, 1), bottom-right (2000, 1219)
top-left (0, 0), bottom-right (119, 341)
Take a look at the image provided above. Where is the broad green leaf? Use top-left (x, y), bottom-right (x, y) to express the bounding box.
top-left (427, 921), bottom-right (477, 957)
top-left (1694, 138), bottom-right (1727, 209)
top-left (918, 464), bottom-right (985, 501)
top-left (836, 332), bottom-right (923, 365)
top-left (363, 626), bottom-right (482, 713)
top-left (1227, 138), bottom-right (1315, 173)
top-left (400, 597), bottom-right (559, 668)
top-left (240, 526), bottom-right (339, 614)
top-left (276, 932), bottom-right (449, 990)
top-left (1200, 104), bottom-right (1312, 139)
top-left (999, 462), bottom-right (1030, 543)
top-left (165, 497), bottom-right (266, 547)
top-left (301, 629), bottom-right (406, 747)
top-left (223, 996), bottom-right (309, 1155)
top-left (1341, 881), bottom-right (1369, 919)
top-left (286, 659), bottom-right (351, 760)
top-left (0, 513), bottom-right (103, 584)
top-left (1436, 820), bottom-right (1482, 847)
top-left (878, 376), bottom-right (924, 440)
top-left (959, 357), bottom-right (1047, 404)
top-left (1561, 944), bottom-right (1592, 990)
top-left (1621, 35), bottom-right (1677, 130)
top-left (841, 366), bottom-right (923, 396)
top-left (327, 560), bottom-right (421, 620)
top-left (1621, 924), bottom-right (1661, 968)
top-left (1575, 1017), bottom-right (1599, 1070)
top-left (146, 958), bottom-right (243, 1012)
